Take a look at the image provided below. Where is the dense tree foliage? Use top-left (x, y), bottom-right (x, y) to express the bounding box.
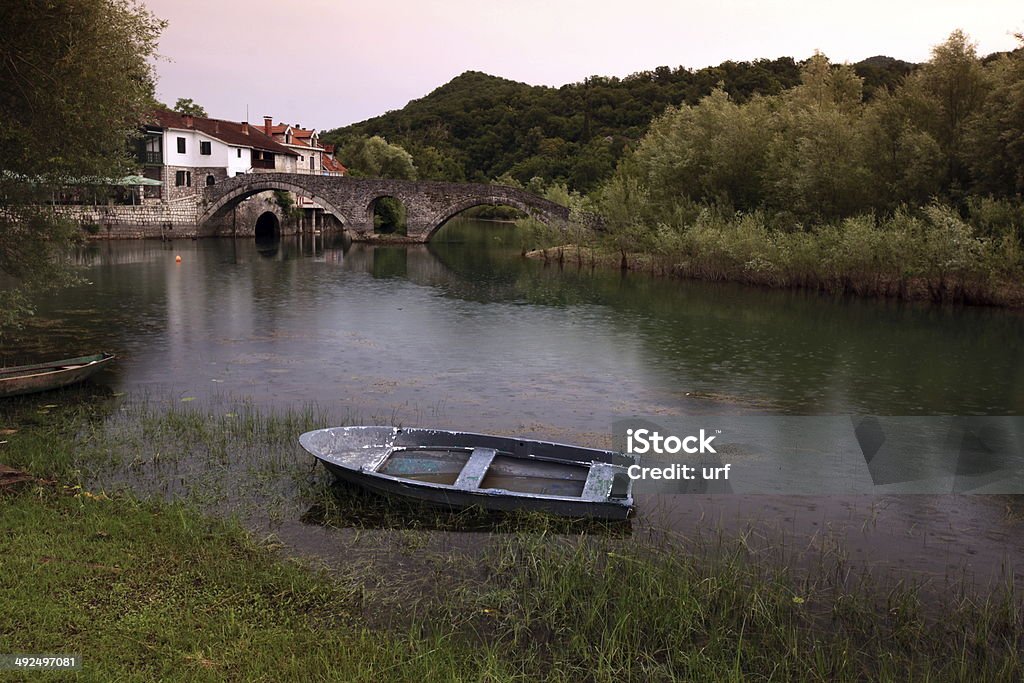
top-left (0, 0), bottom-right (163, 329)
top-left (602, 32), bottom-right (1024, 227)
top-left (586, 31), bottom-right (1024, 305)
top-left (340, 135), bottom-right (417, 180)
top-left (852, 56), bottom-right (916, 99)
top-left (323, 58), bottom-right (849, 191)
top-left (173, 98), bottom-right (207, 117)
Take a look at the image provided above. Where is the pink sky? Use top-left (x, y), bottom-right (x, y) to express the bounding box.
top-left (143, 0), bottom-right (1022, 131)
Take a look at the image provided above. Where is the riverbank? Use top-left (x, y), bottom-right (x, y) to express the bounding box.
top-left (527, 241), bottom-right (1024, 306)
top-left (524, 202), bottom-right (1024, 308)
top-left (526, 245), bottom-right (1024, 309)
top-left (1, 395), bottom-right (1021, 680)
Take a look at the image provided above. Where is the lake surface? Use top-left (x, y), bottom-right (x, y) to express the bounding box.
top-left (5, 218), bottom-right (1023, 583)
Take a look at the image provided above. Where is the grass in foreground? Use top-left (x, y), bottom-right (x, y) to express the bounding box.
top-left (1, 486), bottom-right (1021, 682)
top-left (0, 393), bottom-right (1021, 681)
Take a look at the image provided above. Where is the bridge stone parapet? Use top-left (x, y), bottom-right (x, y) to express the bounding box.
top-left (199, 173), bottom-right (570, 242)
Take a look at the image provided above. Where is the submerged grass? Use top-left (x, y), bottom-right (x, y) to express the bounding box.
top-left (1, 392), bottom-right (1022, 680)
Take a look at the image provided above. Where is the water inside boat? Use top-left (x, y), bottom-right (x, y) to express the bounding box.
top-left (376, 447), bottom-right (591, 497)
top-left (377, 448), bottom-right (471, 485)
top-left (480, 455), bottom-right (588, 497)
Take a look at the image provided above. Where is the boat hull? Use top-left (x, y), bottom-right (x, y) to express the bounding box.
top-left (0, 353), bottom-right (115, 398)
top-left (300, 426), bottom-right (635, 520)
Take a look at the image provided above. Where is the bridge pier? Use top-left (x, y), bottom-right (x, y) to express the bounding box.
top-left (345, 222), bottom-right (435, 243)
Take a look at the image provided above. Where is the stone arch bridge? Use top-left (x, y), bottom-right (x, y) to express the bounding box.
top-left (200, 173), bottom-right (569, 241)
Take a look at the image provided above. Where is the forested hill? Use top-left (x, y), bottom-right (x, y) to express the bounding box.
top-left (322, 56), bottom-right (915, 191)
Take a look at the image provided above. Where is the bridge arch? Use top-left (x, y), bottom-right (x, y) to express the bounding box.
top-left (199, 178), bottom-right (350, 227)
top-left (365, 194), bottom-right (409, 235)
top-left (254, 211), bottom-right (280, 240)
top-left (201, 174), bottom-right (571, 242)
top-left (422, 195), bottom-right (564, 241)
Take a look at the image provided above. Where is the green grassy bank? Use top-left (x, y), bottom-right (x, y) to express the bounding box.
top-left (0, 396), bottom-right (1021, 681)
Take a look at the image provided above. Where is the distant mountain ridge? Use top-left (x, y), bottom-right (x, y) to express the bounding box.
top-left (324, 55), bottom-right (919, 190)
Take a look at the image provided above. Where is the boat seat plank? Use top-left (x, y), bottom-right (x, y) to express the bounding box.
top-left (454, 447), bottom-right (498, 489)
top-left (581, 463), bottom-right (620, 501)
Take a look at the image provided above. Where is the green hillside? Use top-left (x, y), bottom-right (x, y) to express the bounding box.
top-left (323, 56), bottom-right (915, 191)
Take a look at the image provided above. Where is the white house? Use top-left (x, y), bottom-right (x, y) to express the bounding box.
top-left (141, 111), bottom-right (300, 200)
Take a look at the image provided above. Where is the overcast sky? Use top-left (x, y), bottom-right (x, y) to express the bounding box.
top-left (142, 0), bottom-right (1022, 131)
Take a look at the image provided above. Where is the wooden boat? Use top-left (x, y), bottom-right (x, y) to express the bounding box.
top-left (0, 353), bottom-right (115, 398)
top-left (299, 426), bottom-right (636, 520)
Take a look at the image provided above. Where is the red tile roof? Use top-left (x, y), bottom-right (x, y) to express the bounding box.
top-left (322, 155), bottom-right (347, 174)
top-left (148, 110), bottom-right (297, 156)
top-left (262, 120), bottom-right (319, 147)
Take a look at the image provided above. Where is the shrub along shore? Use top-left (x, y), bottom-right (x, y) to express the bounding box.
top-left (0, 395), bottom-right (1021, 680)
top-left (524, 201), bottom-right (1024, 307)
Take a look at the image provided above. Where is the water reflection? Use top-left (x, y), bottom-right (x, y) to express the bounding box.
top-left (8, 219), bottom-right (1024, 423)
top-left (254, 238), bottom-right (279, 259)
top-left (5, 218), bottom-right (1024, 581)
top-left (371, 247), bottom-right (408, 278)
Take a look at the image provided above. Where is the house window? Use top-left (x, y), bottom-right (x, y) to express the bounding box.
top-left (176, 137), bottom-right (186, 154)
top-left (143, 135), bottom-right (162, 164)
top-left (200, 141), bottom-right (212, 155)
top-left (310, 155), bottom-right (314, 170)
top-left (206, 175), bottom-right (216, 186)
top-left (237, 149), bottom-right (242, 158)
top-left (175, 170), bottom-right (191, 187)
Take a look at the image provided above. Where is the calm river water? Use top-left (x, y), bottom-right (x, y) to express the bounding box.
top-left (5, 218), bottom-right (1023, 583)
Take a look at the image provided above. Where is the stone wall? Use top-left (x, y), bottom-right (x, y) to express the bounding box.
top-left (161, 165), bottom-right (228, 201)
top-left (58, 198), bottom-right (201, 239)
top-left (57, 191), bottom-right (332, 240)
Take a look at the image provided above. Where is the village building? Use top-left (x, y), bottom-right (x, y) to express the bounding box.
top-left (322, 145), bottom-right (348, 176)
top-left (261, 117), bottom-right (323, 174)
top-left (258, 117), bottom-right (348, 214)
top-left (139, 111), bottom-right (298, 201)
top-left (135, 110), bottom-right (348, 233)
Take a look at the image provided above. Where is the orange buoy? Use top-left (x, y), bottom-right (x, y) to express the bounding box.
top-left (175, 255), bottom-right (182, 263)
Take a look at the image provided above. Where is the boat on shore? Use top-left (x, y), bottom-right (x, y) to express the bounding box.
top-left (0, 353), bottom-right (115, 398)
top-left (299, 426), bottom-right (636, 520)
